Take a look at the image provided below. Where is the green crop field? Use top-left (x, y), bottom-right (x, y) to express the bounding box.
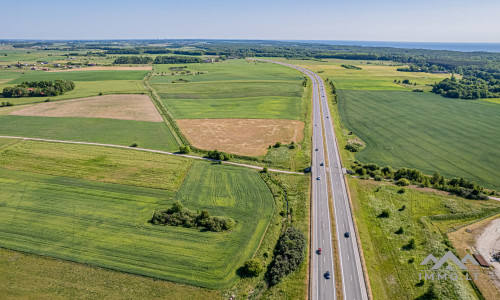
top-left (0, 161), bottom-right (274, 289)
top-left (9, 70), bottom-right (149, 83)
top-left (0, 115), bottom-right (179, 151)
top-left (338, 90), bottom-right (500, 190)
top-left (0, 140), bottom-right (191, 190)
top-left (151, 59), bottom-right (305, 119)
top-left (350, 179), bottom-right (500, 299)
top-left (0, 249), bottom-right (221, 300)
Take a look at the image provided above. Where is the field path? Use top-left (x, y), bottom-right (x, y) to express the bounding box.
top-left (0, 135), bottom-right (303, 175)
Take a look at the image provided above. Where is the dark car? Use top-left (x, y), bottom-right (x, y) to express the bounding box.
top-left (320, 162), bottom-right (324, 166)
top-left (315, 148), bottom-right (318, 151)
top-left (344, 232), bottom-right (350, 238)
top-left (324, 271), bottom-right (331, 279)
top-left (317, 248), bottom-right (322, 255)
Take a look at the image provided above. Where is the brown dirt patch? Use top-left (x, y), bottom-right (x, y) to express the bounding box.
top-left (47, 66), bottom-right (152, 72)
top-left (177, 119), bottom-right (304, 156)
top-left (10, 94), bottom-right (163, 122)
top-left (449, 216), bottom-right (500, 300)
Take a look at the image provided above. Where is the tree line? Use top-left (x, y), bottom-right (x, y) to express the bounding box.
top-left (153, 56), bottom-right (203, 64)
top-left (2, 80), bottom-right (75, 98)
top-left (351, 161), bottom-right (494, 200)
top-left (113, 56), bottom-right (153, 64)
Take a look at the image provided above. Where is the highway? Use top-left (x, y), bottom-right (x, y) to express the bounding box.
top-left (257, 59), bottom-right (369, 300)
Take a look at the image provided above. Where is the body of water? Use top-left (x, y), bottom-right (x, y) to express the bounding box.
top-left (288, 40), bottom-right (500, 53)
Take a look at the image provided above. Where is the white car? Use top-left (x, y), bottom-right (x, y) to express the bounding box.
top-left (317, 176), bottom-right (321, 180)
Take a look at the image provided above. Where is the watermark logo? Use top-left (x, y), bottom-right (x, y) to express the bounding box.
top-left (418, 251), bottom-right (479, 281)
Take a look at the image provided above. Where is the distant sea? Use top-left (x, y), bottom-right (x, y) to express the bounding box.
top-left (287, 40), bottom-right (500, 53)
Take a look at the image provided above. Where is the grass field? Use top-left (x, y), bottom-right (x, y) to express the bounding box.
top-left (151, 59), bottom-right (305, 120)
top-left (0, 69), bottom-right (148, 105)
top-left (0, 248), bottom-right (221, 300)
top-left (350, 179), bottom-right (500, 300)
top-left (338, 90), bottom-right (500, 190)
top-left (0, 115), bottom-right (179, 151)
top-left (0, 161), bottom-right (274, 289)
top-left (0, 140), bottom-right (190, 190)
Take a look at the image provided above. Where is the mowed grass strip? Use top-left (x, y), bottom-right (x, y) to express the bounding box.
top-left (0, 115), bottom-right (179, 152)
top-left (0, 140), bottom-right (190, 190)
top-left (0, 161), bottom-right (274, 289)
top-left (338, 90), bottom-right (500, 190)
top-left (151, 59), bottom-right (305, 120)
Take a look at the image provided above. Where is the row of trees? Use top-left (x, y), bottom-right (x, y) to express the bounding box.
top-left (2, 80), bottom-right (75, 98)
top-left (113, 56), bottom-right (153, 64)
top-left (267, 226), bottom-right (306, 286)
top-left (341, 64), bottom-right (362, 70)
top-left (151, 201), bottom-right (236, 232)
top-left (351, 161), bottom-right (493, 200)
top-left (153, 56), bottom-right (203, 64)
top-left (206, 149), bottom-right (234, 161)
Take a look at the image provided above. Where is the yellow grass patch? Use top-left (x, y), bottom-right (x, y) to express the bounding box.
top-left (10, 94), bottom-right (163, 122)
top-left (47, 66), bottom-right (152, 72)
top-left (178, 118), bottom-right (304, 156)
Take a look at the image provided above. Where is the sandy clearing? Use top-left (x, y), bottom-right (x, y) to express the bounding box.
top-left (177, 118), bottom-right (304, 156)
top-left (47, 66), bottom-right (152, 72)
top-left (476, 218), bottom-right (500, 281)
top-left (10, 94), bottom-right (163, 122)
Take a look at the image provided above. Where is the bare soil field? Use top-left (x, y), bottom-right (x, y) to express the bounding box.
top-left (48, 66), bottom-right (152, 72)
top-left (449, 216), bottom-right (500, 300)
top-left (178, 118), bottom-right (304, 156)
top-left (10, 94), bottom-right (163, 122)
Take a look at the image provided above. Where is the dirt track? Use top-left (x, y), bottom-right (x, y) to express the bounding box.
top-left (47, 66), bottom-right (152, 72)
top-left (476, 218), bottom-right (500, 282)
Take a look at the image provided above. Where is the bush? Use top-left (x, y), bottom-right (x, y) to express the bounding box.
top-left (403, 238), bottom-right (416, 250)
top-left (378, 210), bottom-right (390, 218)
top-left (130, 143), bottom-right (138, 147)
top-left (273, 142), bottom-right (282, 148)
top-left (262, 167), bottom-right (268, 173)
top-left (179, 145), bottom-right (191, 154)
top-left (242, 259), bottom-right (264, 277)
top-left (374, 175), bottom-right (383, 181)
top-left (395, 226), bottom-right (404, 234)
top-left (345, 143), bottom-right (361, 152)
top-left (398, 188), bottom-right (406, 194)
top-left (396, 178), bottom-right (410, 186)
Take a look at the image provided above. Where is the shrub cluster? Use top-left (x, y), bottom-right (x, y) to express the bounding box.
top-left (206, 149), bottom-right (233, 161)
top-left (345, 142), bottom-right (362, 152)
top-left (0, 101), bottom-right (14, 107)
top-left (113, 56), bottom-right (153, 64)
top-left (178, 145), bottom-right (191, 154)
top-left (351, 161), bottom-right (491, 200)
top-left (2, 80), bottom-right (75, 98)
top-left (151, 201), bottom-right (235, 232)
top-left (325, 78), bottom-right (338, 103)
top-left (432, 75), bottom-right (500, 99)
top-left (267, 227), bottom-right (306, 286)
top-left (341, 64), bottom-right (362, 70)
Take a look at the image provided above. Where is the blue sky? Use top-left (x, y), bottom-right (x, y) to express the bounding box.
top-left (1, 0), bottom-right (499, 42)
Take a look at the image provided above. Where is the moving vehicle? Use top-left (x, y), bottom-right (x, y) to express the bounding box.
top-left (324, 271), bottom-right (331, 279)
top-left (317, 248), bottom-right (322, 255)
top-left (320, 162), bottom-right (324, 166)
top-left (317, 176), bottom-right (321, 180)
top-left (344, 232), bottom-right (350, 238)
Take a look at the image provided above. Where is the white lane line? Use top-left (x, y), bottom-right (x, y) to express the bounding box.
top-left (348, 255), bottom-right (350, 261)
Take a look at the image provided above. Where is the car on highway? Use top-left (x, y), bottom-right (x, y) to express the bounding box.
top-left (315, 148), bottom-right (318, 151)
top-left (320, 162), bottom-right (324, 166)
top-left (324, 271), bottom-right (331, 279)
top-left (317, 248), bottom-right (322, 255)
top-left (316, 176), bottom-right (321, 180)
top-left (344, 232), bottom-right (350, 238)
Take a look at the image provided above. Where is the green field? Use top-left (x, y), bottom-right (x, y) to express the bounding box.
top-left (0, 249), bottom-right (221, 300)
top-left (0, 115), bottom-right (179, 151)
top-left (350, 179), bottom-right (499, 300)
top-left (0, 69), bottom-right (148, 105)
top-left (0, 140), bottom-right (190, 190)
top-left (151, 59), bottom-right (305, 120)
top-left (0, 161), bottom-right (274, 289)
top-left (8, 70), bottom-right (149, 83)
top-left (338, 90), bottom-right (500, 190)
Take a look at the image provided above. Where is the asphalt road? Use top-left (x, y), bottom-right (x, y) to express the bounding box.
top-left (258, 60), bottom-right (369, 300)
